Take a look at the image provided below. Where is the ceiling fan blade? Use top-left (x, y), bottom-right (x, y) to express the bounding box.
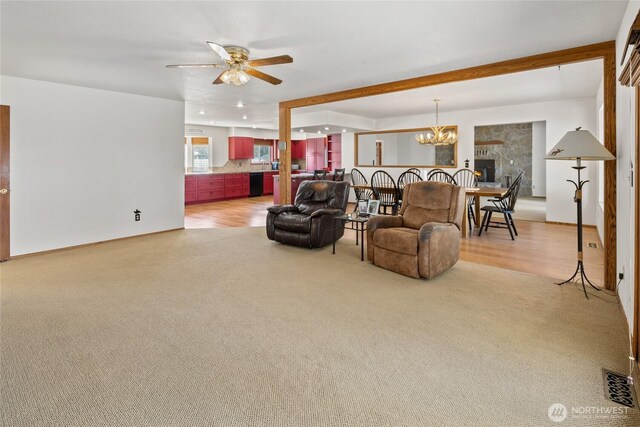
top-left (247, 55), bottom-right (293, 67)
top-left (166, 64), bottom-right (223, 68)
top-left (207, 41), bottom-right (231, 61)
top-left (246, 68), bottom-right (282, 85)
top-left (212, 71), bottom-right (227, 84)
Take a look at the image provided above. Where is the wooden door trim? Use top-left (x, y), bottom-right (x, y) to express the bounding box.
top-left (279, 40), bottom-right (617, 290)
top-left (634, 87), bottom-right (639, 362)
top-left (0, 105), bottom-right (9, 261)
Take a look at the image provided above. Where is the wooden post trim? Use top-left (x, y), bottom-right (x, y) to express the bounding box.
top-left (278, 105), bottom-right (292, 203)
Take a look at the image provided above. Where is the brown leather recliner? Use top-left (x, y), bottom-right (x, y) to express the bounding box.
top-left (367, 181), bottom-right (465, 279)
top-left (266, 180), bottom-right (351, 248)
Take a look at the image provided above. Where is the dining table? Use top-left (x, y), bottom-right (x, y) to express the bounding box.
top-left (352, 183), bottom-right (509, 238)
top-left (464, 187), bottom-right (509, 226)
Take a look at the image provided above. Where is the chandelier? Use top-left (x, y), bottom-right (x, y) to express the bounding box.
top-left (221, 63), bottom-right (251, 86)
top-left (415, 99), bottom-right (457, 146)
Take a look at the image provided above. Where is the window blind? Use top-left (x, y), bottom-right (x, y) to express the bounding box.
top-left (620, 12), bottom-right (640, 87)
top-left (191, 137), bottom-right (209, 145)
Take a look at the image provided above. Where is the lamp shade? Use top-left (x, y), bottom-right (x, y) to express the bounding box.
top-left (546, 129), bottom-right (615, 161)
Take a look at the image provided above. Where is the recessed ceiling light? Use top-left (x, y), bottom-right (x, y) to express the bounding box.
top-left (252, 126), bottom-right (256, 129)
top-left (236, 102), bottom-right (244, 108)
top-left (242, 115), bottom-right (248, 120)
top-left (342, 129), bottom-right (347, 133)
top-left (324, 127), bottom-right (330, 131)
top-left (317, 130), bottom-right (321, 134)
top-left (199, 110), bottom-right (205, 115)
top-left (209, 121), bottom-right (214, 125)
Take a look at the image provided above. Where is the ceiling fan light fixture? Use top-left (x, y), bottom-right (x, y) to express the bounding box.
top-left (220, 64), bottom-right (251, 86)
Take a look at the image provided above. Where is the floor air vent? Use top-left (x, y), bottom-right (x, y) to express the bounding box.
top-left (603, 369), bottom-right (637, 408)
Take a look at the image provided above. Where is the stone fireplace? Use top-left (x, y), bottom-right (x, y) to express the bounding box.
top-left (474, 159), bottom-right (495, 183)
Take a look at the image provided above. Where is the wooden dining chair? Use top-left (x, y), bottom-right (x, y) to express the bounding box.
top-left (427, 170), bottom-right (457, 185)
top-left (453, 168), bottom-right (479, 230)
top-left (426, 168), bottom-right (444, 180)
top-left (397, 170), bottom-right (423, 205)
top-left (350, 168), bottom-right (373, 201)
top-left (478, 172), bottom-right (524, 240)
top-left (333, 168), bottom-right (346, 182)
top-left (371, 170), bottom-right (400, 215)
top-left (313, 169), bottom-right (327, 180)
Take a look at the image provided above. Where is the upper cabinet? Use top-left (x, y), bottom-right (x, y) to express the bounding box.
top-left (306, 137), bottom-right (325, 155)
top-left (305, 137), bottom-right (327, 171)
top-left (291, 140), bottom-right (307, 160)
top-left (228, 137), bottom-right (254, 159)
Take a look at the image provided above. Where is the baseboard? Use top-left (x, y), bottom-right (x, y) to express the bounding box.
top-left (8, 227), bottom-right (185, 260)
top-left (616, 291), bottom-right (640, 390)
top-left (545, 220), bottom-right (597, 228)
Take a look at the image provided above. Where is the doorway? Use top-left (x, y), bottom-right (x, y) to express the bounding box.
top-left (474, 121), bottom-right (547, 222)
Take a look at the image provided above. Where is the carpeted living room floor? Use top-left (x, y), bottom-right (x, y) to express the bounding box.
top-left (0, 227), bottom-right (637, 426)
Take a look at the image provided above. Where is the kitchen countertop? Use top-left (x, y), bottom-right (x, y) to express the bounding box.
top-left (185, 170), bottom-right (279, 175)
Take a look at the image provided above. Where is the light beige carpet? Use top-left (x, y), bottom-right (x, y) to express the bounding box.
top-left (0, 227), bottom-right (637, 426)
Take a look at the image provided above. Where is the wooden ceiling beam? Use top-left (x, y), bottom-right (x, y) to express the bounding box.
top-left (281, 41), bottom-right (615, 109)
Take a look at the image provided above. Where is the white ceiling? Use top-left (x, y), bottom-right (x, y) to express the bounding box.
top-left (296, 59), bottom-right (604, 120)
top-left (0, 1), bottom-right (626, 128)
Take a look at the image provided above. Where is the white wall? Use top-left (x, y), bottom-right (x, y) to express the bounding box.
top-left (228, 127), bottom-right (278, 139)
top-left (1, 76), bottom-right (185, 255)
top-left (531, 121), bottom-right (547, 198)
top-left (615, 0), bottom-right (640, 332)
top-left (344, 97), bottom-right (598, 224)
top-left (291, 110), bottom-right (376, 131)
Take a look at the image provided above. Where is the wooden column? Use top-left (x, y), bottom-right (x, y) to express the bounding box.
top-left (604, 52), bottom-right (617, 291)
top-left (278, 104), bottom-right (292, 204)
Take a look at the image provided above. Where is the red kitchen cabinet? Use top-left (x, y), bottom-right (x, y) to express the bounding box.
top-left (306, 138), bottom-right (318, 155)
top-left (305, 137), bottom-right (326, 171)
top-left (306, 155), bottom-right (317, 171)
top-left (185, 176), bottom-right (197, 202)
top-left (228, 137), bottom-right (254, 159)
top-left (263, 172), bottom-right (275, 194)
top-left (242, 173), bottom-right (250, 196)
top-left (291, 140), bottom-right (306, 160)
top-left (186, 173), bottom-right (251, 204)
top-left (224, 173), bottom-right (244, 198)
top-left (196, 174), bottom-right (224, 202)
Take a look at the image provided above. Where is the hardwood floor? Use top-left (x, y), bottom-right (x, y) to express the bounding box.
top-left (185, 196), bottom-right (605, 287)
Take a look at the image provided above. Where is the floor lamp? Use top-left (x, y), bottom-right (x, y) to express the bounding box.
top-left (546, 128), bottom-right (615, 299)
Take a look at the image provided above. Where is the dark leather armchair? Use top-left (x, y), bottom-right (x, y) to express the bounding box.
top-left (266, 180), bottom-right (351, 248)
top-left (367, 181), bottom-right (465, 279)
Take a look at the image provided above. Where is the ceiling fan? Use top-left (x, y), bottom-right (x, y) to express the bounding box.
top-left (166, 41), bottom-right (293, 86)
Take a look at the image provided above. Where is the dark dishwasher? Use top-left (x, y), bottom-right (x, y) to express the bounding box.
top-left (249, 173), bottom-right (263, 197)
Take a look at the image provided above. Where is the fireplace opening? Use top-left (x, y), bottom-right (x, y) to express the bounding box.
top-left (474, 159), bottom-right (495, 182)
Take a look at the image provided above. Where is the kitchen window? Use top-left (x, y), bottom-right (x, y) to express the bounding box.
top-left (191, 137), bottom-right (210, 172)
top-left (252, 139), bottom-right (274, 164)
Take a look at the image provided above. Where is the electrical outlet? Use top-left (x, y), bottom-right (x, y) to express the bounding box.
top-left (619, 272), bottom-right (624, 280)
